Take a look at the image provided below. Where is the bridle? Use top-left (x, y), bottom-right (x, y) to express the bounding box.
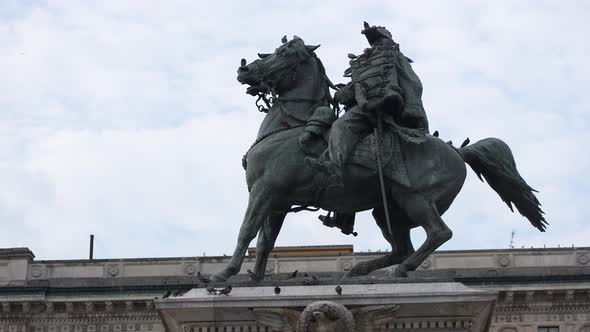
top-left (254, 49), bottom-right (318, 113)
top-left (244, 47), bottom-right (341, 157)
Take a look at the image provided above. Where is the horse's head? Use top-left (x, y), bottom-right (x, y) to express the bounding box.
top-left (237, 36), bottom-right (320, 96)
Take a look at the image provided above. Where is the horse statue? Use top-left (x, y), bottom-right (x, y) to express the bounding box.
top-left (212, 35), bottom-right (546, 282)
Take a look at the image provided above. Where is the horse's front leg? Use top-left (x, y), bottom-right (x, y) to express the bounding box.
top-left (213, 185), bottom-right (278, 282)
top-left (252, 210), bottom-right (288, 281)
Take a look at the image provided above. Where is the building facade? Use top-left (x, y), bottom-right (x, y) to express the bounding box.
top-left (1, 246), bottom-right (589, 331)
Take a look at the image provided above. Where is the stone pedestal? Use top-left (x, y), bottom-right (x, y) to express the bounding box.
top-left (156, 282), bottom-right (496, 331)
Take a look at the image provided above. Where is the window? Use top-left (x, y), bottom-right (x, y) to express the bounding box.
top-left (538, 327), bottom-right (559, 332)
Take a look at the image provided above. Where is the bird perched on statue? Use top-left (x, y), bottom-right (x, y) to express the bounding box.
top-left (218, 285), bottom-right (232, 296)
top-left (287, 270), bottom-right (298, 279)
top-left (247, 269), bottom-right (257, 280)
top-left (335, 285), bottom-right (342, 295)
top-left (274, 285), bottom-right (281, 295)
top-left (172, 287), bottom-right (191, 297)
top-left (197, 272), bottom-right (211, 283)
top-left (302, 275), bottom-right (319, 286)
top-left (206, 284), bottom-right (217, 295)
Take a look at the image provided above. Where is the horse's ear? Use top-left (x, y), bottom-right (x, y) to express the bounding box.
top-left (258, 53), bottom-right (271, 59)
top-left (306, 44), bottom-right (321, 53)
top-left (292, 35), bottom-right (302, 41)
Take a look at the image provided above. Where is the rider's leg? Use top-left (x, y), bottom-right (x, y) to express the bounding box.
top-left (328, 107), bottom-right (373, 168)
top-left (305, 106), bottom-right (372, 180)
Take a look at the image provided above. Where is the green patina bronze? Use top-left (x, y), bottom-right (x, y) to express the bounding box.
top-left (213, 22), bottom-right (546, 282)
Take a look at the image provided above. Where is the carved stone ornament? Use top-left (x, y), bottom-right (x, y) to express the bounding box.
top-left (145, 300), bottom-right (155, 311)
top-left (498, 255), bottom-right (511, 267)
top-left (265, 262), bottom-right (275, 273)
top-left (342, 261), bottom-right (353, 271)
top-left (420, 258), bottom-right (432, 269)
top-left (499, 327), bottom-right (518, 332)
top-left (577, 253), bottom-right (589, 265)
top-left (184, 264), bottom-right (197, 275)
top-left (253, 302), bottom-right (400, 331)
top-left (107, 265), bottom-right (120, 277)
top-left (31, 265), bottom-right (43, 278)
top-left (105, 301), bottom-right (113, 312)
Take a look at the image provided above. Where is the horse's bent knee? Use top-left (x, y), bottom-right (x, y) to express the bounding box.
top-left (431, 228), bottom-right (452, 244)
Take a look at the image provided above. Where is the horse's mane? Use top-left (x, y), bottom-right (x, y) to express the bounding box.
top-left (312, 54), bottom-right (339, 111)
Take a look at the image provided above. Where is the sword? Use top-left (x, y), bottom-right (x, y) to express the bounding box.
top-left (374, 111), bottom-right (394, 236)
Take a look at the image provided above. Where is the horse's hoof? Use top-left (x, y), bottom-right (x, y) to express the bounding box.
top-left (393, 266), bottom-right (408, 278)
top-left (345, 263), bottom-right (370, 277)
top-left (211, 274), bottom-right (227, 283)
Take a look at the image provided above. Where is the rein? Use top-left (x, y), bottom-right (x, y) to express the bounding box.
top-left (244, 52), bottom-right (337, 161)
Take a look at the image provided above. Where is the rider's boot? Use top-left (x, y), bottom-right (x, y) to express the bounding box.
top-left (318, 213), bottom-right (356, 236)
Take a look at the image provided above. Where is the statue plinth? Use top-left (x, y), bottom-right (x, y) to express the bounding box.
top-left (156, 282), bottom-right (496, 331)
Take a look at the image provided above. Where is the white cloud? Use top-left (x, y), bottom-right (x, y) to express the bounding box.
top-left (0, 0), bottom-right (588, 259)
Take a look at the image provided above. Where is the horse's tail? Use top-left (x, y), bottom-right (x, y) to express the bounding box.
top-left (458, 137), bottom-right (547, 231)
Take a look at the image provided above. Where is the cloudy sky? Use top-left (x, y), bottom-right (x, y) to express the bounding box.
top-left (0, 1), bottom-right (588, 260)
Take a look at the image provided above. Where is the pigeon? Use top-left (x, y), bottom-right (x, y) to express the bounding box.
top-left (274, 285), bottom-right (281, 295)
top-left (460, 137), bottom-right (470, 148)
top-left (218, 285), bottom-right (232, 296)
top-left (433, 130), bottom-right (439, 137)
top-left (197, 272), bottom-right (211, 284)
top-left (247, 269), bottom-right (257, 280)
top-left (172, 287), bottom-right (190, 297)
top-left (206, 284), bottom-right (217, 295)
top-left (287, 270), bottom-right (298, 279)
top-left (302, 275), bottom-right (319, 286)
top-left (162, 289), bottom-right (172, 299)
top-left (335, 285), bottom-right (342, 295)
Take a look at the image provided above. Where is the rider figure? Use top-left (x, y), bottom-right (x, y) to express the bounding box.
top-left (305, 22), bottom-right (429, 185)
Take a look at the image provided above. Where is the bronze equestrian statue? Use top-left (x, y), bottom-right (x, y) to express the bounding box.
top-left (212, 23), bottom-right (546, 282)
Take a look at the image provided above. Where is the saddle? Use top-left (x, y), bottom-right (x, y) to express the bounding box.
top-left (302, 125), bottom-right (412, 188)
top-left (347, 129), bottom-right (411, 188)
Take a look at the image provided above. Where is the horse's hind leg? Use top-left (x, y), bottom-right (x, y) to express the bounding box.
top-left (346, 207), bottom-right (414, 277)
top-left (252, 210), bottom-right (287, 281)
top-left (393, 193), bottom-right (452, 277)
top-left (213, 185), bottom-right (278, 282)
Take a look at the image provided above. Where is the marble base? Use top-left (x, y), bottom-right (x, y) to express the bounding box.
top-left (156, 282), bottom-right (496, 331)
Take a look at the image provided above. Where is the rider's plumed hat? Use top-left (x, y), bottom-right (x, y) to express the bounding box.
top-left (361, 21), bottom-right (393, 46)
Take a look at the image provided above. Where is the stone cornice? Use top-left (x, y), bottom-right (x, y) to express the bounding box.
top-left (0, 248), bottom-right (34, 260)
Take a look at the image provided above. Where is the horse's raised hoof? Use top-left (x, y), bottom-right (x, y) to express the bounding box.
top-left (392, 265), bottom-right (409, 278)
top-left (211, 274), bottom-right (227, 283)
top-left (345, 262), bottom-right (371, 278)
